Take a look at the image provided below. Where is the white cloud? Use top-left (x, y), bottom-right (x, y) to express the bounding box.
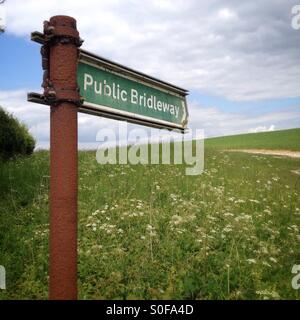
top-left (188, 101), bottom-right (300, 137)
top-left (0, 89), bottom-right (50, 146)
top-left (249, 125), bottom-right (275, 133)
top-left (218, 8), bottom-right (237, 20)
top-left (2, 0), bottom-right (300, 101)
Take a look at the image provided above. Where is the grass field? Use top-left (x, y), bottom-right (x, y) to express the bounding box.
top-left (206, 128), bottom-right (300, 150)
top-left (0, 128), bottom-right (300, 299)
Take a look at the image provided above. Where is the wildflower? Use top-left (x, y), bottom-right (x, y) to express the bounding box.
top-left (262, 261), bottom-right (271, 267)
top-left (92, 209), bottom-right (99, 216)
top-left (223, 225), bottom-right (232, 233)
top-left (269, 257), bottom-right (277, 263)
top-left (288, 225), bottom-right (299, 232)
top-left (170, 215), bottom-right (183, 226)
top-left (234, 213), bottom-right (252, 222)
top-left (186, 214), bottom-right (196, 221)
top-left (146, 224), bottom-right (157, 237)
top-left (207, 215), bottom-right (217, 221)
top-left (263, 209), bottom-right (271, 215)
top-left (170, 194), bottom-right (177, 202)
top-left (256, 290), bottom-right (280, 299)
top-left (246, 259), bottom-right (257, 264)
top-left (224, 212), bottom-right (234, 217)
top-left (91, 244), bottom-right (102, 251)
top-left (261, 247), bottom-right (268, 254)
top-left (146, 224), bottom-right (154, 231)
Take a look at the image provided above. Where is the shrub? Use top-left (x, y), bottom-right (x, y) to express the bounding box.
top-left (0, 106), bottom-right (35, 160)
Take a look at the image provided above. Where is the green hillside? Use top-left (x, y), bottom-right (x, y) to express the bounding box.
top-left (206, 128), bottom-right (300, 151)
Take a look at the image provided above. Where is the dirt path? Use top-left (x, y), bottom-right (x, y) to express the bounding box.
top-left (226, 149), bottom-right (300, 158)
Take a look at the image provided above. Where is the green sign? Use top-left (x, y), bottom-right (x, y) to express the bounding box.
top-left (77, 50), bottom-right (188, 131)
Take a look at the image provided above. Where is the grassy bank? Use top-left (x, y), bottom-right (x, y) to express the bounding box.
top-left (206, 128), bottom-right (300, 150)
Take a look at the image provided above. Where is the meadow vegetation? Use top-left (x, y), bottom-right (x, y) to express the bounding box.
top-left (0, 129), bottom-right (300, 299)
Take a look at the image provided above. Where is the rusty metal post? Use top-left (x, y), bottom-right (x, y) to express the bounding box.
top-left (44, 15), bottom-right (81, 300)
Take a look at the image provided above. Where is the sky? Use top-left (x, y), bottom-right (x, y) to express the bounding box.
top-left (0, 0), bottom-right (300, 149)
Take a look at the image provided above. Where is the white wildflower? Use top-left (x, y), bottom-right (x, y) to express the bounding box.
top-left (92, 209), bottom-right (99, 216)
top-left (249, 199), bottom-right (260, 204)
top-left (224, 212), bottom-right (234, 217)
top-left (170, 215), bottom-right (184, 226)
top-left (269, 257), bottom-right (277, 263)
top-left (262, 261), bottom-right (271, 267)
top-left (246, 259), bottom-right (257, 264)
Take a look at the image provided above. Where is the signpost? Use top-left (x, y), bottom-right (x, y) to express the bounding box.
top-left (28, 15), bottom-right (189, 300)
top-left (77, 50), bottom-right (188, 131)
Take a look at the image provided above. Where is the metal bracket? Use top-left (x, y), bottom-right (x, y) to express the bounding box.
top-left (31, 31), bottom-right (46, 44)
top-left (27, 92), bottom-right (84, 107)
top-left (27, 92), bottom-right (49, 105)
top-left (31, 30), bottom-right (84, 47)
top-left (30, 20), bottom-right (84, 107)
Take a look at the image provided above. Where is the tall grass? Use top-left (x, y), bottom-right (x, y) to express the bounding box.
top-left (0, 152), bottom-right (49, 299)
top-left (0, 130), bottom-right (300, 299)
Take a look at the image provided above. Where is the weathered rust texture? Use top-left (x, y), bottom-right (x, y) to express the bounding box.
top-left (48, 15), bottom-right (80, 300)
